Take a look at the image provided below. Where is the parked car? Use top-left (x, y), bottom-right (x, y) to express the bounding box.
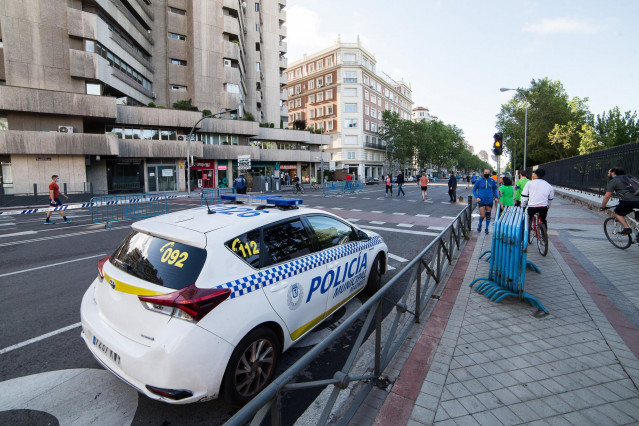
top-left (365, 178), bottom-right (380, 185)
top-left (81, 195), bottom-right (388, 405)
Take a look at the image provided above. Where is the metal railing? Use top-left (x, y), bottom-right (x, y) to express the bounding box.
top-left (538, 141), bottom-right (639, 195)
top-left (226, 197), bottom-right (475, 426)
top-left (200, 188), bottom-right (235, 206)
top-left (90, 193), bottom-right (168, 229)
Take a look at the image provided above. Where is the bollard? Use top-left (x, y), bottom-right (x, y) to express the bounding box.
top-left (33, 183), bottom-right (38, 197)
top-left (63, 182), bottom-right (68, 195)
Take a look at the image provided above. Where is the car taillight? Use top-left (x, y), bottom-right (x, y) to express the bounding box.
top-left (138, 285), bottom-right (231, 322)
top-left (97, 255), bottom-right (110, 280)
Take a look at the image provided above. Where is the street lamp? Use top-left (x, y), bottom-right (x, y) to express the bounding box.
top-left (500, 88), bottom-right (528, 172)
top-left (186, 109), bottom-right (227, 197)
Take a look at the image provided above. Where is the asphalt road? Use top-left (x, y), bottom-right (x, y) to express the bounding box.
top-left (0, 182), bottom-right (475, 425)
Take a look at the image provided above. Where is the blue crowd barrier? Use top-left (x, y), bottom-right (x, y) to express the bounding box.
top-left (469, 206), bottom-right (548, 314)
top-left (200, 188), bottom-right (235, 206)
top-left (323, 181), bottom-right (344, 197)
top-left (90, 193), bottom-right (168, 229)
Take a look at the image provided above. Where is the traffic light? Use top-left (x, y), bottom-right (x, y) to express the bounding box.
top-left (493, 132), bottom-right (503, 156)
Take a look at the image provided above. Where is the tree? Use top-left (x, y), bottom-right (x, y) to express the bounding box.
top-left (496, 78), bottom-right (592, 168)
top-left (593, 107), bottom-right (639, 149)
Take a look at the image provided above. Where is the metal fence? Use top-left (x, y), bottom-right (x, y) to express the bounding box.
top-left (538, 142), bottom-right (639, 195)
top-left (90, 193), bottom-right (168, 229)
top-left (226, 197), bottom-right (475, 426)
top-left (200, 188), bottom-right (235, 206)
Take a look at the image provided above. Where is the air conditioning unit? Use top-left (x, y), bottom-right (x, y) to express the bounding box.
top-left (224, 59), bottom-right (232, 67)
top-left (58, 126), bottom-right (74, 133)
top-left (177, 135), bottom-right (186, 141)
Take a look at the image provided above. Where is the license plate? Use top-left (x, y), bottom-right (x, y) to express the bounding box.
top-left (93, 336), bottom-right (121, 365)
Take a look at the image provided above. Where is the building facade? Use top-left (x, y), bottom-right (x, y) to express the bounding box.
top-left (411, 106), bottom-right (436, 122)
top-left (0, 0), bottom-right (327, 195)
top-left (284, 38), bottom-right (413, 180)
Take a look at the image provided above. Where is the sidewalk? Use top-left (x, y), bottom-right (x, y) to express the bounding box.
top-left (357, 191), bottom-right (639, 425)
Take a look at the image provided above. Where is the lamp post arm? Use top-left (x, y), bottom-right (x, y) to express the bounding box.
top-left (186, 113), bottom-right (224, 197)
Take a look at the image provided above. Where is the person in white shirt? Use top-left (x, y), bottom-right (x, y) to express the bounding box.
top-left (521, 168), bottom-right (554, 227)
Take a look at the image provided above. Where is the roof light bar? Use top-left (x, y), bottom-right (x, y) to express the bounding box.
top-left (221, 194), bottom-right (303, 207)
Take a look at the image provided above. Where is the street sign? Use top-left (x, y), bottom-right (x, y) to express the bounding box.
top-left (238, 155), bottom-right (251, 171)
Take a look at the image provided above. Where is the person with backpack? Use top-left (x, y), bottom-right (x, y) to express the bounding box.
top-left (385, 174), bottom-right (393, 197)
top-left (472, 168), bottom-right (499, 234)
top-left (601, 167), bottom-right (639, 234)
top-left (233, 173), bottom-right (247, 194)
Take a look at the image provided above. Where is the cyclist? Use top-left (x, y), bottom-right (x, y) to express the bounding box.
top-left (293, 174), bottom-right (303, 194)
top-left (521, 168), bottom-right (554, 228)
top-left (472, 168), bottom-right (499, 234)
top-left (600, 167), bottom-right (639, 234)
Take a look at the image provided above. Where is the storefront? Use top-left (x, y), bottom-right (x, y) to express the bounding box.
top-left (190, 160), bottom-right (216, 189)
top-left (279, 163), bottom-right (297, 184)
top-left (146, 159), bottom-right (179, 192)
top-left (106, 159), bottom-right (144, 193)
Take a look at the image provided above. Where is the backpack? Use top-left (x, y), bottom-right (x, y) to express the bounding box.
top-left (622, 175), bottom-right (639, 196)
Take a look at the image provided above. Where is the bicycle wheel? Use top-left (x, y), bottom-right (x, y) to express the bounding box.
top-left (604, 217), bottom-right (631, 249)
top-left (528, 217), bottom-right (535, 244)
top-left (537, 223), bottom-right (548, 256)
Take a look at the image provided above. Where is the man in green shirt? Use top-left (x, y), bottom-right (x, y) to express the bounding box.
top-left (514, 170), bottom-right (530, 207)
top-left (499, 176), bottom-right (514, 214)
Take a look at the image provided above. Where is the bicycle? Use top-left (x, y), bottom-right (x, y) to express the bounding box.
top-left (295, 183), bottom-right (305, 194)
top-left (601, 206), bottom-right (639, 249)
top-left (527, 210), bottom-right (549, 256)
top-left (311, 181), bottom-right (320, 191)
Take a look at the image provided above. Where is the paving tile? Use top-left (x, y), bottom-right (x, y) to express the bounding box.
top-left (492, 388), bottom-right (521, 405)
top-left (457, 395), bottom-right (486, 414)
top-left (593, 402), bottom-right (635, 423)
top-left (415, 392), bottom-right (440, 411)
top-left (440, 399), bottom-right (469, 419)
top-left (444, 382), bottom-right (472, 399)
top-left (452, 414), bottom-right (481, 425)
top-left (509, 401), bottom-right (543, 422)
top-left (557, 391), bottom-right (591, 410)
top-left (471, 411), bottom-right (503, 425)
top-left (612, 398), bottom-right (639, 420)
top-left (461, 378), bottom-right (488, 394)
top-left (410, 405), bottom-right (436, 425)
top-left (489, 406), bottom-right (523, 425)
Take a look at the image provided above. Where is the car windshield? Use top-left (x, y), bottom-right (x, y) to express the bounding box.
top-left (110, 231), bottom-right (207, 290)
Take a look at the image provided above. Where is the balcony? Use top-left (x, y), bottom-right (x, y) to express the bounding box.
top-left (224, 66), bottom-right (241, 86)
top-left (0, 130), bottom-right (118, 156)
top-left (70, 49), bottom-right (98, 79)
top-left (279, 41), bottom-right (287, 53)
top-left (224, 40), bottom-right (240, 61)
top-left (279, 25), bottom-right (287, 38)
top-left (0, 85), bottom-right (117, 118)
top-left (280, 74), bottom-right (288, 85)
top-left (116, 105), bottom-right (203, 128)
top-left (224, 15), bottom-right (240, 37)
top-left (118, 138), bottom-right (198, 158)
top-left (67, 8), bottom-right (97, 39)
top-left (279, 56), bottom-right (288, 69)
top-left (199, 118), bottom-right (259, 136)
top-left (279, 9), bottom-right (286, 21)
top-left (134, 0), bottom-right (154, 21)
top-left (365, 141), bottom-right (386, 150)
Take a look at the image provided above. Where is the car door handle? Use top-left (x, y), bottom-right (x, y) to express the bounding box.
top-left (326, 261), bottom-right (340, 270)
top-left (269, 281), bottom-right (289, 293)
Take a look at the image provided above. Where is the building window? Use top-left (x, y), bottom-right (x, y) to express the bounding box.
top-left (325, 120), bottom-right (334, 131)
top-left (344, 71), bottom-right (357, 83)
top-left (317, 77), bottom-right (323, 88)
top-left (345, 119), bottom-right (357, 128)
top-left (288, 87), bottom-right (294, 96)
top-left (327, 105), bottom-right (334, 115)
top-left (226, 83), bottom-right (240, 93)
top-left (294, 84), bottom-right (301, 94)
top-left (317, 92), bottom-right (324, 102)
top-left (371, 94), bottom-right (377, 104)
top-left (365, 105), bottom-right (370, 115)
top-left (85, 82), bottom-right (101, 96)
top-left (317, 60), bottom-right (323, 70)
top-left (325, 89), bottom-right (333, 100)
top-left (309, 109), bottom-right (315, 119)
top-left (168, 6), bottom-right (186, 15)
top-left (95, 41), bottom-right (152, 91)
top-left (325, 74), bottom-right (333, 84)
top-left (371, 108), bottom-right (376, 117)
top-left (256, 62), bottom-right (260, 71)
top-left (309, 94), bottom-right (315, 104)
top-left (0, 154), bottom-right (13, 187)
top-left (347, 151), bottom-right (356, 160)
top-left (378, 110), bottom-right (383, 119)
top-left (288, 101), bottom-right (293, 109)
top-left (343, 53), bottom-right (356, 63)
top-left (326, 56), bottom-right (333, 66)
top-left (308, 80), bottom-right (314, 90)
top-left (255, 2), bottom-right (259, 11)
top-left (344, 103), bottom-right (357, 113)
top-left (344, 88), bottom-right (357, 97)
top-left (171, 85), bottom-right (187, 91)
top-left (85, 40), bottom-right (95, 52)
top-left (308, 63), bottom-right (314, 73)
top-left (295, 68), bottom-right (301, 77)
top-left (295, 99), bottom-right (301, 108)
top-left (371, 123), bottom-right (377, 132)
top-left (169, 32), bottom-right (186, 41)
top-left (0, 114), bottom-right (8, 131)
top-left (316, 107), bottom-right (323, 117)
top-left (365, 120), bottom-right (370, 130)
top-left (170, 59), bottom-right (187, 66)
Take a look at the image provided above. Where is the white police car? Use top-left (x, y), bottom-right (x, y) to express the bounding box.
top-left (80, 195), bottom-right (388, 404)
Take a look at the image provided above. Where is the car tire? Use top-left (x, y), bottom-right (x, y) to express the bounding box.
top-left (364, 253), bottom-right (383, 295)
top-left (222, 327), bottom-right (280, 405)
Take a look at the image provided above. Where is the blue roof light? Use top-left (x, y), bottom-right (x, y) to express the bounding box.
top-left (220, 194), bottom-right (303, 207)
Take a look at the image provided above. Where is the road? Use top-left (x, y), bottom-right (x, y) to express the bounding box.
top-left (0, 182), bottom-right (475, 425)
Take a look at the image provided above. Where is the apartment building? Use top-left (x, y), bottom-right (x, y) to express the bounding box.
top-left (284, 38), bottom-right (412, 180)
top-left (412, 106), bottom-right (436, 122)
top-left (0, 0), bottom-right (327, 195)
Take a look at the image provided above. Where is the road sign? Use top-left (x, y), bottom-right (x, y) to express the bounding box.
top-left (238, 155), bottom-right (251, 170)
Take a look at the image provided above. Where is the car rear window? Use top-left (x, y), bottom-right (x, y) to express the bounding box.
top-left (110, 231), bottom-right (207, 290)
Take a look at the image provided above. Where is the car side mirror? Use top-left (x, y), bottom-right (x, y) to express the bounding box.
top-left (357, 230), bottom-right (370, 241)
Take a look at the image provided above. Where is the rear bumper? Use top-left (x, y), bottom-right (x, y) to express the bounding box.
top-left (80, 282), bottom-right (234, 404)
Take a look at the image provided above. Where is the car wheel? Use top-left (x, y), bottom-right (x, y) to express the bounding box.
top-left (364, 253), bottom-right (383, 295)
top-left (222, 327), bottom-right (280, 405)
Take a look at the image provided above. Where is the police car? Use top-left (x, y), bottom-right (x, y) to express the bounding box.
top-left (80, 195), bottom-right (388, 404)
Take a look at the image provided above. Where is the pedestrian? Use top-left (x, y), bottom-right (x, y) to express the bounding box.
top-left (233, 173), bottom-right (247, 194)
top-left (448, 171), bottom-right (458, 202)
top-left (44, 174), bottom-right (72, 224)
top-left (499, 176), bottom-right (514, 214)
top-left (385, 174), bottom-right (393, 197)
top-left (466, 174), bottom-right (471, 189)
top-left (472, 168), bottom-right (499, 234)
top-left (513, 170), bottom-right (529, 207)
top-left (396, 171), bottom-right (405, 196)
top-left (419, 174), bottom-right (429, 201)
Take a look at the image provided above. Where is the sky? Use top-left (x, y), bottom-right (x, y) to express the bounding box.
top-left (285, 0), bottom-right (639, 160)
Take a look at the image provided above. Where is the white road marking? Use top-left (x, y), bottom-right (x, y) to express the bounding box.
top-left (350, 209), bottom-right (363, 212)
top-left (388, 253), bottom-right (409, 262)
top-left (416, 214), bottom-right (431, 217)
top-left (428, 226), bottom-right (445, 231)
top-left (0, 253), bottom-right (107, 279)
top-left (387, 264), bottom-right (396, 270)
top-left (332, 207), bottom-right (344, 210)
top-left (408, 200), bottom-right (417, 202)
top-left (0, 323), bottom-right (81, 355)
top-left (397, 223), bottom-right (414, 228)
top-left (442, 216), bottom-right (457, 219)
top-left (362, 225), bottom-right (439, 237)
top-left (348, 218), bottom-right (360, 222)
top-left (392, 212), bottom-right (406, 215)
top-left (0, 231), bottom-right (37, 238)
top-left (0, 222), bottom-right (16, 227)
top-left (0, 225), bottom-right (130, 247)
top-left (362, 197), bottom-right (371, 200)
top-left (371, 211), bottom-right (383, 213)
top-left (369, 221), bottom-right (386, 225)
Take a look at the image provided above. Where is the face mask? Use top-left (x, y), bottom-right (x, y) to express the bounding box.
top-left (483, 173), bottom-right (490, 178)
top-left (56, 178), bottom-right (60, 182)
